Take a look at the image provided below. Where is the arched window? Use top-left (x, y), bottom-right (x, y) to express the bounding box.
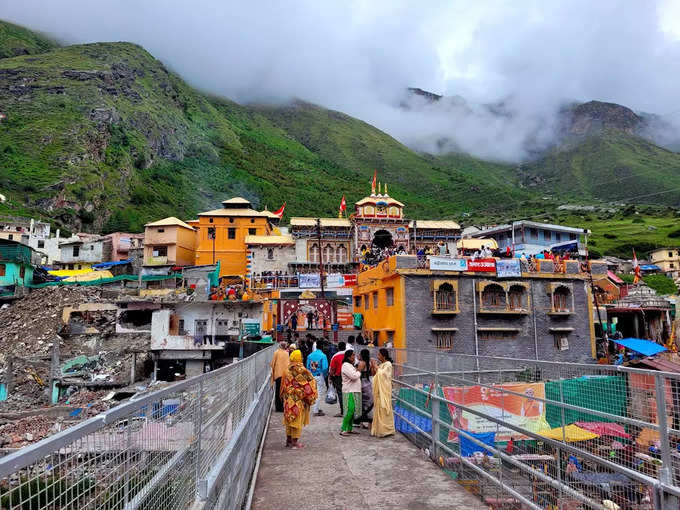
top-left (434, 282), bottom-right (456, 312)
top-left (508, 285), bottom-right (526, 310)
top-left (553, 286), bottom-right (571, 312)
top-left (482, 284), bottom-right (506, 310)
top-left (323, 245), bottom-right (334, 264)
top-left (337, 245), bottom-right (347, 264)
top-left (389, 206), bottom-right (400, 217)
top-left (267, 248), bottom-right (274, 260)
top-left (309, 243), bottom-right (320, 263)
top-left (364, 206), bottom-right (375, 216)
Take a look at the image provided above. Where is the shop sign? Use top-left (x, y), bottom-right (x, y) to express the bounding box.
top-left (496, 259), bottom-right (522, 278)
top-left (298, 273), bottom-right (321, 288)
top-left (429, 257), bottom-right (468, 271)
top-left (467, 258), bottom-right (496, 272)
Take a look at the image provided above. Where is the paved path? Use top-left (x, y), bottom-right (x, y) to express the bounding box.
top-left (251, 408), bottom-right (487, 510)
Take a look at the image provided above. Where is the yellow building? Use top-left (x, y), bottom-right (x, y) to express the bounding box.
top-left (144, 217), bottom-right (197, 266)
top-left (649, 247), bottom-right (680, 278)
top-left (195, 197), bottom-right (273, 277)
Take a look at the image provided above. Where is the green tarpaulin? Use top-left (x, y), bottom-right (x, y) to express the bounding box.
top-left (545, 375), bottom-right (627, 428)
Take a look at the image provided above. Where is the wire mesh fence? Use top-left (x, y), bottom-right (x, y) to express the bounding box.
top-left (0, 345), bottom-right (275, 510)
top-left (390, 349), bottom-right (680, 509)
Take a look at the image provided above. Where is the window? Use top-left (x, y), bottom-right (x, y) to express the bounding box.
top-left (309, 243), bottom-right (320, 263)
top-left (267, 248), bottom-right (274, 260)
top-left (670, 252), bottom-right (674, 258)
top-left (364, 294), bottom-right (369, 310)
top-left (554, 333), bottom-right (569, 351)
top-left (7, 234), bottom-right (12, 240)
top-left (555, 233), bottom-right (562, 242)
top-left (0, 264), bottom-right (5, 276)
top-left (228, 228), bottom-right (236, 239)
top-left (373, 292), bottom-right (378, 309)
top-left (229, 218), bottom-right (234, 223)
top-left (158, 228), bottom-right (165, 233)
top-left (552, 287), bottom-right (571, 312)
top-left (478, 330), bottom-right (518, 340)
top-left (482, 284), bottom-right (506, 310)
top-left (178, 319), bottom-right (186, 335)
top-left (529, 228), bottom-right (537, 240)
top-left (336, 245), bottom-right (348, 264)
top-left (435, 331), bottom-right (454, 350)
top-left (152, 246), bottom-right (168, 257)
top-left (387, 330), bottom-right (395, 345)
top-left (508, 285), bottom-right (526, 311)
top-left (209, 218), bottom-right (213, 223)
top-left (67, 264), bottom-right (74, 270)
top-left (72, 246), bottom-right (80, 257)
top-left (19, 265), bottom-right (25, 279)
top-left (37, 240), bottom-right (45, 249)
top-left (434, 283), bottom-right (456, 311)
top-left (386, 287), bottom-right (394, 306)
top-left (671, 263), bottom-right (675, 269)
top-left (569, 233), bottom-right (577, 241)
top-left (90, 245), bottom-right (94, 250)
top-left (355, 296), bottom-right (362, 308)
top-left (373, 331), bottom-right (379, 345)
top-left (323, 245), bottom-right (334, 264)
top-left (249, 228), bottom-right (257, 235)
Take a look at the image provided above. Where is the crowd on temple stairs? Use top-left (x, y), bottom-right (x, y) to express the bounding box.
top-left (269, 335), bottom-right (395, 449)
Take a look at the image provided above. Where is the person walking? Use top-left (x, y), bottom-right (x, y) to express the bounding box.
top-left (270, 342), bottom-right (289, 412)
top-left (281, 349), bottom-right (317, 448)
top-left (356, 349), bottom-right (376, 429)
top-left (371, 348), bottom-right (395, 437)
top-left (340, 349), bottom-right (362, 436)
top-left (290, 313), bottom-right (298, 331)
top-left (306, 344), bottom-right (329, 416)
top-left (329, 341), bottom-right (346, 417)
top-left (306, 310), bottom-right (314, 330)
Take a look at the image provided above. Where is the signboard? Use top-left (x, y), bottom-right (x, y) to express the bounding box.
top-left (429, 257), bottom-right (468, 271)
top-left (298, 273), bottom-right (321, 288)
top-left (241, 319), bottom-right (261, 336)
top-left (326, 273), bottom-right (358, 288)
top-left (342, 274), bottom-right (357, 286)
top-left (496, 259), bottom-right (522, 278)
top-left (467, 258), bottom-right (496, 272)
top-left (443, 382), bottom-right (549, 442)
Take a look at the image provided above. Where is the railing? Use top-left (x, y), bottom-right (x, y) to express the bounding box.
top-left (0, 345), bottom-right (276, 510)
top-left (251, 275), bottom-right (299, 289)
top-left (389, 348), bottom-right (680, 509)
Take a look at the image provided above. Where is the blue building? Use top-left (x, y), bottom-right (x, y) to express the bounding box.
top-left (0, 238), bottom-right (42, 298)
top-left (470, 221), bottom-right (589, 256)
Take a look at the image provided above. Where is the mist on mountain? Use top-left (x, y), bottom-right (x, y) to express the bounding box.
top-left (3, 0), bottom-right (680, 163)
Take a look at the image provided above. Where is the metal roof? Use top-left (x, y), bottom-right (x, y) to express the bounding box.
top-left (410, 220), bottom-right (461, 230)
top-left (245, 234), bottom-right (294, 245)
top-left (289, 217), bottom-right (352, 228)
top-left (473, 220), bottom-right (589, 236)
top-left (144, 216), bottom-right (196, 230)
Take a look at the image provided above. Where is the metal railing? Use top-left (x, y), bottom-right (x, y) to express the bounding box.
top-left (0, 345), bottom-right (275, 510)
top-left (389, 348), bottom-right (680, 509)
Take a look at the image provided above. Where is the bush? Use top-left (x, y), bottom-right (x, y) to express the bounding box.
top-left (668, 228), bottom-right (680, 238)
top-left (603, 233), bottom-right (617, 239)
top-left (632, 216), bottom-right (645, 223)
top-left (643, 274), bottom-right (678, 295)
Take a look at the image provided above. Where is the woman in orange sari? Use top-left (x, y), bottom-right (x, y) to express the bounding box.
top-left (281, 349), bottom-right (317, 448)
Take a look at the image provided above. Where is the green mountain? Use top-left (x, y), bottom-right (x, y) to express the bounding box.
top-left (0, 20), bottom-right (539, 234)
top-left (0, 19), bottom-right (679, 258)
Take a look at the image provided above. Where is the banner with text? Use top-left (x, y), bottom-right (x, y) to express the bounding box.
top-left (298, 273), bottom-right (321, 288)
top-left (429, 257), bottom-right (468, 271)
top-left (443, 382), bottom-right (549, 442)
top-left (496, 259), bottom-right (522, 278)
top-left (467, 258), bottom-right (496, 272)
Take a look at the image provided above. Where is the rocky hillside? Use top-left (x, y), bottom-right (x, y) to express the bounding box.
top-left (0, 20), bottom-right (56, 58)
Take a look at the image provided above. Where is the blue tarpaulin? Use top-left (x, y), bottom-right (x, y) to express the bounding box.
top-left (640, 264), bottom-right (661, 271)
top-left (92, 259), bottom-right (132, 269)
top-left (460, 431), bottom-right (496, 457)
top-left (612, 337), bottom-right (667, 356)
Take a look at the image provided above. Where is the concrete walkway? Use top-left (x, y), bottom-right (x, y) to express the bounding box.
top-left (251, 408), bottom-right (487, 510)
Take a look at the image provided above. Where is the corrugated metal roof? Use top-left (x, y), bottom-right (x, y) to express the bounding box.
top-left (410, 220), bottom-right (461, 230)
top-left (289, 217), bottom-right (352, 228)
top-left (144, 216), bottom-right (195, 230)
top-left (198, 208), bottom-right (269, 217)
top-left (245, 234), bottom-right (294, 245)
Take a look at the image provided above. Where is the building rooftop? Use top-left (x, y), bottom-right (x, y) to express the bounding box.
top-left (410, 220), bottom-right (461, 230)
top-left (245, 234), bottom-right (294, 245)
top-left (221, 197), bottom-right (252, 207)
top-left (289, 217), bottom-right (352, 228)
top-left (144, 217), bottom-right (196, 230)
top-left (198, 208), bottom-right (269, 218)
top-left (473, 220), bottom-right (589, 236)
top-left (355, 195), bottom-right (405, 207)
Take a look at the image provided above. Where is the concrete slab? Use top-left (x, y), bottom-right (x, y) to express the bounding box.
top-left (251, 409), bottom-right (487, 510)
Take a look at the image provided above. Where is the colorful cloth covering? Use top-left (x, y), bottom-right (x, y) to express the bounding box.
top-left (371, 361), bottom-right (395, 437)
top-left (281, 362), bottom-right (317, 433)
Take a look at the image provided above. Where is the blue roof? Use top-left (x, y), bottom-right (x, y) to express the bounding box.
top-left (92, 259), bottom-right (132, 269)
top-left (640, 264), bottom-right (661, 271)
top-left (612, 338), bottom-right (667, 356)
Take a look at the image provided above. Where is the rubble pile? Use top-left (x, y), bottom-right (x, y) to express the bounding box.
top-left (0, 286), bottom-right (104, 356)
top-left (0, 415), bottom-right (59, 448)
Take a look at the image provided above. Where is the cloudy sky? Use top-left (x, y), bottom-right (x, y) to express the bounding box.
top-left (4, 0), bottom-right (680, 161)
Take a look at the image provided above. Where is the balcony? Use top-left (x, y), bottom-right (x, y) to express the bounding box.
top-left (146, 256), bottom-right (169, 266)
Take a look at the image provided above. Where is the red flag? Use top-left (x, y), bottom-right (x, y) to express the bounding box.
top-left (273, 202), bottom-right (286, 219)
top-left (633, 249), bottom-right (641, 284)
top-left (339, 195), bottom-right (346, 212)
top-left (371, 170), bottom-right (377, 194)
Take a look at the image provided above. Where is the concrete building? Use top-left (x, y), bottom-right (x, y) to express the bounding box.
top-left (56, 236), bottom-right (112, 270)
top-left (143, 217), bottom-right (196, 267)
top-left (649, 247), bottom-right (680, 279)
top-left (0, 217), bottom-right (81, 264)
top-left (104, 232), bottom-right (144, 262)
top-left (246, 234), bottom-right (297, 289)
top-left (150, 300), bottom-right (265, 379)
top-left (470, 221), bottom-right (589, 256)
top-left (0, 239), bottom-right (42, 298)
top-left (354, 255), bottom-right (602, 363)
top-left (194, 198), bottom-right (273, 277)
